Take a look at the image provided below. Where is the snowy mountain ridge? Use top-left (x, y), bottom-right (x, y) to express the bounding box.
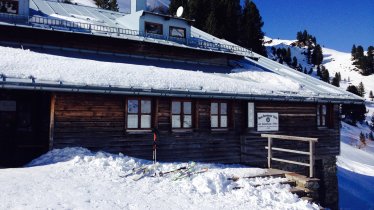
top-left (264, 36), bottom-right (374, 101)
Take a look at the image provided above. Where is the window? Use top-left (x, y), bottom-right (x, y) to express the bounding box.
top-left (172, 101), bottom-right (192, 128)
top-left (145, 22), bottom-right (163, 35)
top-left (211, 102), bottom-right (228, 128)
top-left (317, 104), bottom-right (328, 127)
top-left (169, 26), bottom-right (186, 38)
top-left (0, 0), bottom-right (19, 15)
top-left (127, 99), bottom-right (151, 129)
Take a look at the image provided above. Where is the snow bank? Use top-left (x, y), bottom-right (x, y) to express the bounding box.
top-left (0, 148), bottom-right (319, 210)
top-left (0, 46), bottom-right (305, 96)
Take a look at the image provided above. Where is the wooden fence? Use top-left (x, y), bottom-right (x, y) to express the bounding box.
top-left (261, 134), bottom-right (318, 177)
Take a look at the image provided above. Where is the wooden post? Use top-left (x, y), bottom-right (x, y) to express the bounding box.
top-left (49, 93), bottom-right (56, 150)
top-left (309, 140), bottom-right (315, 177)
top-left (268, 137), bottom-right (272, 168)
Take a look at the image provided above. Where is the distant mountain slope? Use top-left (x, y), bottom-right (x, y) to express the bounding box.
top-left (264, 37), bottom-right (374, 101)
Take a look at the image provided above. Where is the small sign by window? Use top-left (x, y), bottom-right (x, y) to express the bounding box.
top-left (257, 113), bottom-right (279, 131)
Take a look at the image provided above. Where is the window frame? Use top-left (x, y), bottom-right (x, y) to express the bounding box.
top-left (171, 100), bottom-right (193, 130)
top-left (169, 26), bottom-right (186, 39)
top-left (126, 98), bottom-right (152, 130)
top-left (317, 104), bottom-right (333, 128)
top-left (145, 21), bottom-right (163, 35)
top-left (210, 101), bottom-right (228, 129)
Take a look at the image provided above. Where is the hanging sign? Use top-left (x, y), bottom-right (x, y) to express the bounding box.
top-left (257, 113), bottom-right (279, 131)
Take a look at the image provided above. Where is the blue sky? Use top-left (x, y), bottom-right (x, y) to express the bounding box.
top-left (251, 0), bottom-right (374, 52)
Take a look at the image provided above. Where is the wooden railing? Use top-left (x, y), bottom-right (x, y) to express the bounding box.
top-left (261, 134), bottom-right (318, 177)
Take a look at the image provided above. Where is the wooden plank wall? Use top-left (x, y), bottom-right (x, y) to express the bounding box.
top-left (241, 102), bottom-right (340, 167)
top-left (53, 93), bottom-right (243, 163)
top-left (53, 93), bottom-right (340, 165)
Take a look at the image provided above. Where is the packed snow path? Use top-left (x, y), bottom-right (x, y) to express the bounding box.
top-left (0, 148), bottom-right (318, 210)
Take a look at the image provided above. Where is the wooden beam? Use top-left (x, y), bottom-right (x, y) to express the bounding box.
top-left (265, 146), bottom-right (310, 155)
top-left (271, 157), bottom-right (310, 167)
top-left (49, 93), bottom-right (56, 150)
top-left (309, 141), bottom-right (315, 177)
top-left (261, 134), bottom-right (318, 142)
top-left (268, 137), bottom-right (272, 168)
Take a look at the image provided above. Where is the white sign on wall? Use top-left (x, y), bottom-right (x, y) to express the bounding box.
top-left (257, 113), bottom-right (279, 131)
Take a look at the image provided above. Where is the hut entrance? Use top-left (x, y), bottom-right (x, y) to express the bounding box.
top-left (0, 90), bottom-right (50, 167)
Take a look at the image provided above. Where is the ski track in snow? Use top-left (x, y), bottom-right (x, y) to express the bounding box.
top-left (0, 148), bottom-right (319, 210)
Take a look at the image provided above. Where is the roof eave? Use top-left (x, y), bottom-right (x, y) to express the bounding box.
top-left (0, 81), bottom-right (364, 104)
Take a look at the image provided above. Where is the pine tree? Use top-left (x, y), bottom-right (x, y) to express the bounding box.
top-left (308, 67), bottom-right (313, 75)
top-left (351, 44), bottom-right (357, 60)
top-left (369, 132), bottom-right (374, 141)
top-left (342, 85), bottom-right (367, 124)
top-left (296, 31), bottom-right (303, 42)
top-left (311, 45), bottom-right (323, 66)
top-left (367, 46), bottom-right (374, 75)
top-left (271, 47), bottom-right (276, 56)
top-left (220, 0), bottom-right (242, 43)
top-left (284, 47), bottom-right (291, 64)
top-left (240, 0), bottom-right (267, 56)
top-left (94, 0), bottom-right (118, 11)
top-left (307, 47), bottom-right (311, 64)
top-left (108, 0), bottom-right (119, 11)
top-left (357, 82), bottom-right (365, 97)
top-left (369, 90), bottom-right (374, 101)
top-left (356, 45), bottom-right (365, 59)
top-left (331, 72), bottom-right (340, 87)
top-left (359, 132), bottom-right (366, 149)
top-left (204, 2), bottom-right (220, 37)
top-left (320, 66), bottom-right (330, 83)
top-left (292, 56), bottom-right (298, 68)
top-left (316, 65), bottom-right (321, 77)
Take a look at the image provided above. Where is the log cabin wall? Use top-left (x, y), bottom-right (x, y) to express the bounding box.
top-left (53, 93), bottom-right (340, 165)
top-left (53, 93), bottom-right (244, 163)
top-left (241, 102), bottom-right (340, 168)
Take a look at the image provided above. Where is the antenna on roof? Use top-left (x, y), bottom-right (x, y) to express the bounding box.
top-left (176, 6), bottom-right (184, 18)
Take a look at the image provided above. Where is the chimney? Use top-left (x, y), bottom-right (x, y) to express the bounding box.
top-left (131, 0), bottom-right (147, 13)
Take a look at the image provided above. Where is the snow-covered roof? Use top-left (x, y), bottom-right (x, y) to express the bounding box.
top-left (0, 44), bottom-right (363, 103)
top-left (0, 0), bottom-right (364, 103)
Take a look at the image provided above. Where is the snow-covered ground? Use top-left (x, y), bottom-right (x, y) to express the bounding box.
top-left (337, 120), bottom-right (374, 209)
top-left (0, 148), bottom-right (318, 210)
